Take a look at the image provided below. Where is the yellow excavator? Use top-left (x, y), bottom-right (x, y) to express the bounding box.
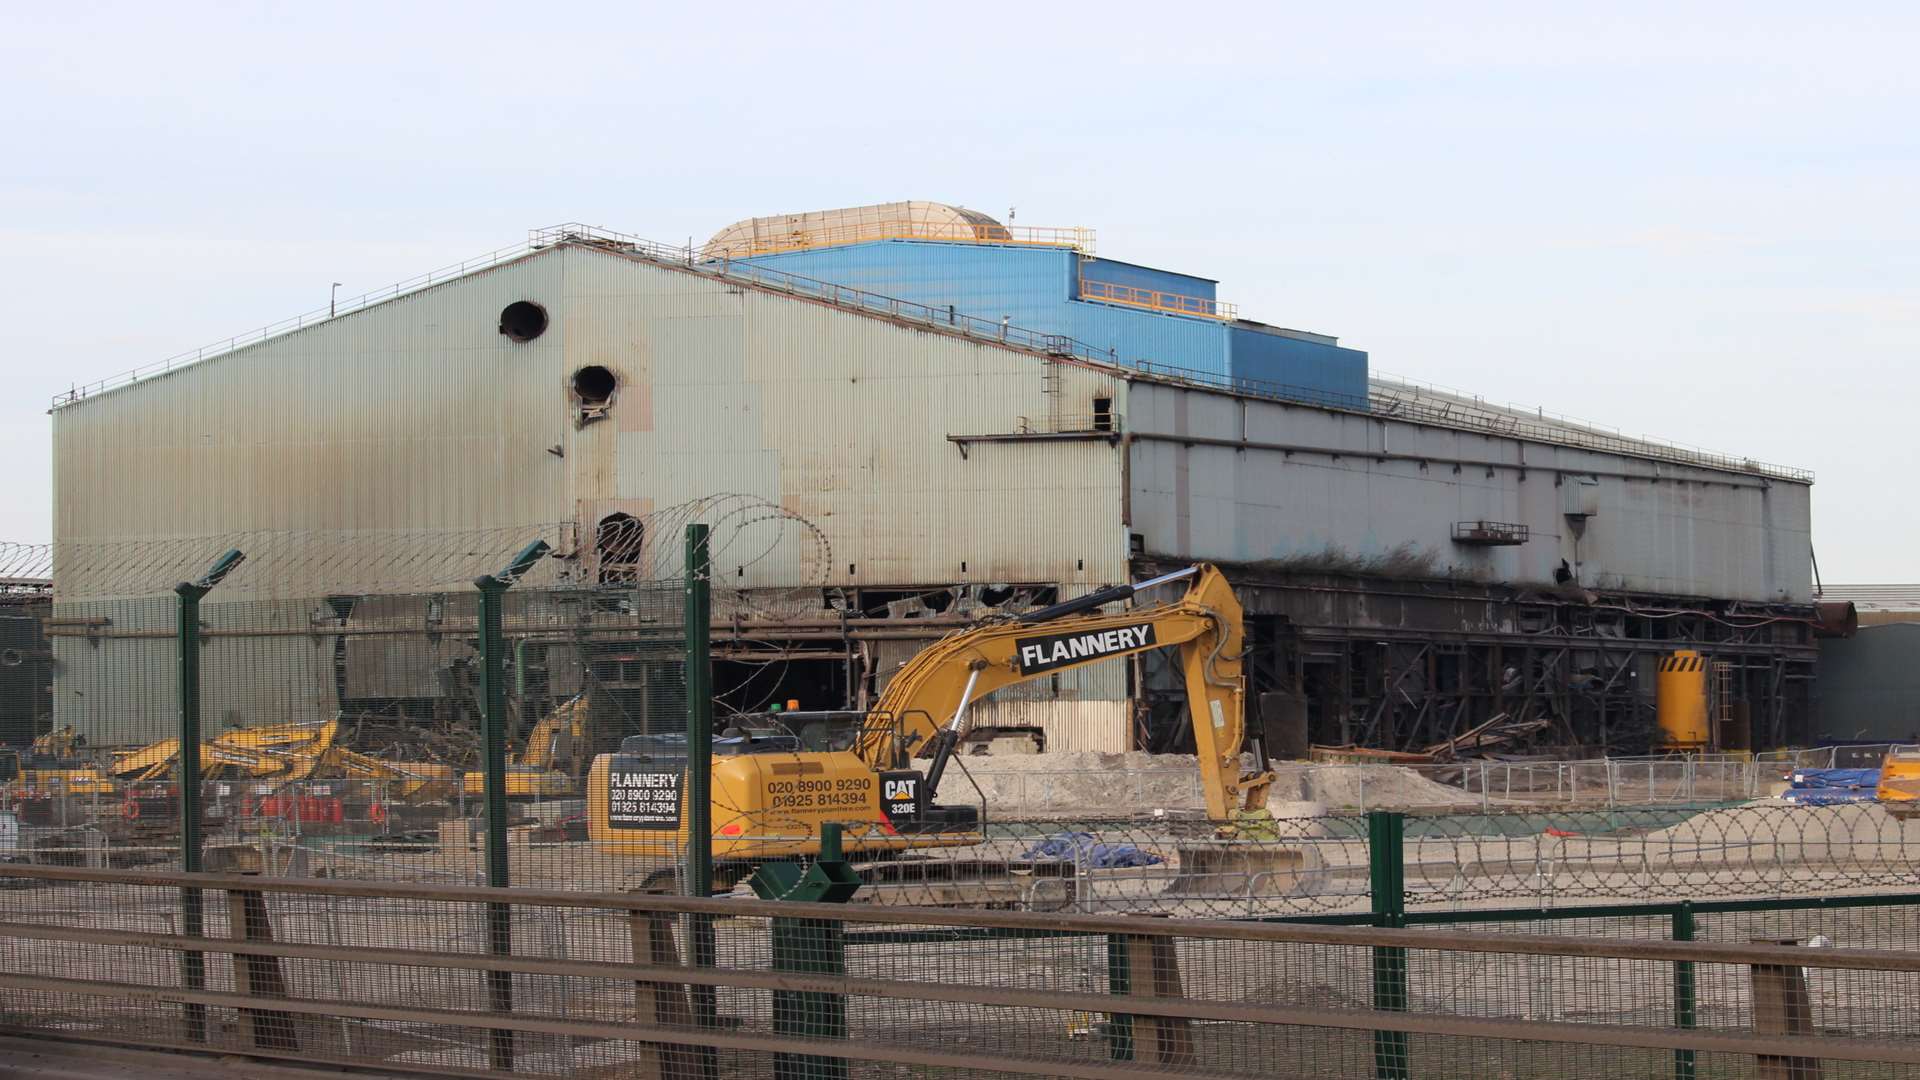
top-left (1877, 745), bottom-right (1920, 817)
top-left (0, 727), bottom-right (117, 796)
top-left (110, 718), bottom-right (454, 803)
top-left (587, 563), bottom-right (1282, 890)
top-left (461, 694), bottom-right (589, 800)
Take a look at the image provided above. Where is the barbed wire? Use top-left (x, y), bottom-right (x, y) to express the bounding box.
top-left (11, 494), bottom-right (831, 602)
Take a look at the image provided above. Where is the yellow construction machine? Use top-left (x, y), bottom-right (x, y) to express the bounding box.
top-left (110, 718), bottom-right (454, 803)
top-left (588, 563), bottom-right (1283, 891)
top-left (461, 695), bottom-right (589, 799)
top-left (0, 727), bottom-right (117, 796)
top-left (1877, 745), bottom-right (1920, 817)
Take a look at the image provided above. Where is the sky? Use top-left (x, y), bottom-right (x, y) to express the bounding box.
top-left (2, 2), bottom-right (1914, 579)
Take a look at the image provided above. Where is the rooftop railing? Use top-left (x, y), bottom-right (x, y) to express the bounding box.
top-left (700, 218), bottom-right (1094, 259)
top-left (1078, 277), bottom-right (1237, 320)
top-left (51, 223), bottom-right (1812, 483)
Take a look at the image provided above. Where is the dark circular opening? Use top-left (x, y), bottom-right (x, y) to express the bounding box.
top-left (0, 648), bottom-right (21, 668)
top-left (498, 301), bottom-right (548, 342)
top-left (572, 365), bottom-right (617, 404)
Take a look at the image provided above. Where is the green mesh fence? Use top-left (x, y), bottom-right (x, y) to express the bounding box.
top-left (10, 525), bottom-right (1920, 1076)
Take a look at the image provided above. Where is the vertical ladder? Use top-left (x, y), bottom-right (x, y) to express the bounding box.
top-left (1711, 661), bottom-right (1736, 750)
top-left (1042, 358), bottom-right (1063, 431)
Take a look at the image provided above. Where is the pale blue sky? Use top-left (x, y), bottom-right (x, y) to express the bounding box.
top-left (4, 3), bottom-right (1913, 579)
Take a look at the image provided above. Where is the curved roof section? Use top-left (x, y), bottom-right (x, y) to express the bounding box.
top-left (703, 200), bottom-right (1018, 259)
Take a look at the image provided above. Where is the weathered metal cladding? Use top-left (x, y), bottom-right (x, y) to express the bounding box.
top-left (1814, 623), bottom-right (1920, 742)
top-left (52, 244), bottom-right (1131, 598)
top-left (1125, 381), bottom-right (1812, 604)
top-left (52, 253), bottom-right (573, 601)
top-left (972, 699), bottom-right (1131, 753)
top-left (559, 245), bottom-right (1131, 590)
top-left (50, 598), bottom-right (337, 745)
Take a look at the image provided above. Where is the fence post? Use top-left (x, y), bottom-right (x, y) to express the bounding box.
top-left (1368, 810), bottom-right (1409, 1079)
top-left (1102, 919), bottom-right (1195, 1067)
top-left (474, 539), bottom-right (549, 1072)
top-left (1104, 933), bottom-right (1135, 1061)
top-left (685, 523), bottom-right (713, 896)
top-left (173, 547), bottom-right (243, 1045)
top-left (228, 887), bottom-right (300, 1051)
top-left (1750, 938), bottom-right (1822, 1080)
top-left (1672, 902), bottom-right (1696, 1080)
top-left (683, 524), bottom-right (720, 1077)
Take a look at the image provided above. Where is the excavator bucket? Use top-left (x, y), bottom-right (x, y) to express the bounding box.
top-left (1164, 810), bottom-right (1325, 899)
top-left (1163, 840), bottom-right (1324, 898)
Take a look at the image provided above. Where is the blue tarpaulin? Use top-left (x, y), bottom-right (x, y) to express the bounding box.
top-left (1021, 832), bottom-right (1163, 869)
top-left (1783, 788), bottom-right (1877, 805)
top-left (1789, 768), bottom-right (1880, 789)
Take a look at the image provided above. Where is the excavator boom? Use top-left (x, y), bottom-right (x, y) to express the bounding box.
top-left (857, 563), bottom-right (1268, 820)
top-left (589, 562), bottom-right (1295, 904)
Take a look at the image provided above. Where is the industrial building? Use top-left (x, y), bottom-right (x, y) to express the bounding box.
top-left (48, 203), bottom-right (1823, 754)
top-left (1811, 585), bottom-right (1920, 743)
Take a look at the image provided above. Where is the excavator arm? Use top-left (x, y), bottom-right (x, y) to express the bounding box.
top-left (109, 719), bottom-right (342, 784)
top-left (857, 564), bottom-right (1271, 821)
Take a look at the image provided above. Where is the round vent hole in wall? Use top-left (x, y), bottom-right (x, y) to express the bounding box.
top-left (498, 301), bottom-right (548, 342)
top-left (572, 365), bottom-right (617, 406)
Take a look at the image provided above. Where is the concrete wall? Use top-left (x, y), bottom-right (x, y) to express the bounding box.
top-left (1125, 381), bottom-right (1812, 603)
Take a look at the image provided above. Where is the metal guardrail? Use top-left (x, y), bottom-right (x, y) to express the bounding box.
top-left (701, 219), bottom-right (1094, 259)
top-left (1079, 277), bottom-right (1237, 320)
top-left (5, 862), bottom-right (1920, 1077)
top-left (49, 239), bottom-right (545, 409)
top-left (48, 222), bottom-right (1813, 482)
top-left (1370, 374), bottom-right (1815, 483)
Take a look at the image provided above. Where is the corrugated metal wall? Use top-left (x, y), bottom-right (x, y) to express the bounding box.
top-left (737, 241), bottom-right (1234, 378)
top-left (1227, 324), bottom-right (1370, 404)
top-left (1078, 257), bottom-right (1217, 300)
top-left (49, 597), bottom-right (339, 745)
top-left (1814, 624), bottom-right (1920, 742)
top-left (738, 240), bottom-right (1370, 401)
top-left (52, 252), bottom-right (574, 601)
top-left (52, 245), bottom-right (1131, 598)
top-left (1125, 381), bottom-right (1812, 603)
top-left (49, 243), bottom-right (1137, 741)
top-left (735, 242), bottom-right (1077, 335)
top-left (559, 245), bottom-right (1130, 590)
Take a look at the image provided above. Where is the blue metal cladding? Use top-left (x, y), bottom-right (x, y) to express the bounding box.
top-left (734, 242), bottom-right (1076, 331)
top-left (1076, 257), bottom-right (1217, 301)
top-left (735, 240), bottom-right (1368, 408)
top-left (1228, 324), bottom-right (1371, 409)
top-left (1064, 300), bottom-right (1230, 374)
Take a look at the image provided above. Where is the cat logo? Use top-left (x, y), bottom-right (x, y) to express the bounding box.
top-left (879, 770), bottom-right (922, 824)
